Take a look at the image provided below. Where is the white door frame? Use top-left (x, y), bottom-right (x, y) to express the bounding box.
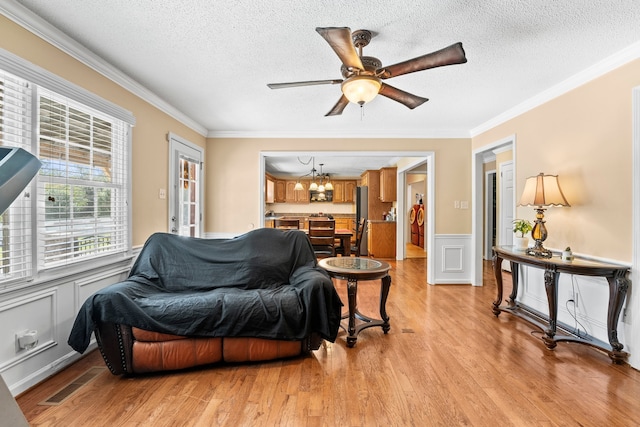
top-left (168, 132), bottom-right (204, 237)
top-left (471, 135), bottom-right (516, 286)
top-left (629, 87), bottom-right (639, 368)
top-left (484, 169), bottom-right (497, 260)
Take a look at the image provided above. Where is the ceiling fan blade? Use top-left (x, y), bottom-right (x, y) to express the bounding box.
top-left (379, 83), bottom-right (429, 109)
top-left (325, 95), bottom-right (350, 116)
top-left (378, 42), bottom-right (467, 79)
top-left (316, 27), bottom-right (364, 70)
top-left (267, 79), bottom-right (342, 89)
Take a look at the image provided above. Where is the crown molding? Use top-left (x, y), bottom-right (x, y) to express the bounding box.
top-left (206, 128), bottom-right (471, 139)
top-left (471, 41), bottom-right (640, 137)
top-left (0, 0), bottom-right (208, 136)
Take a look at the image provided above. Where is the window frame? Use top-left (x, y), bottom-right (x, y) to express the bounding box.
top-left (0, 48), bottom-right (134, 289)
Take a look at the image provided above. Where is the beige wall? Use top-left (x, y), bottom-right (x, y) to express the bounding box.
top-left (1, 17), bottom-right (207, 246)
top-left (473, 59), bottom-right (640, 262)
top-left (206, 138), bottom-right (472, 235)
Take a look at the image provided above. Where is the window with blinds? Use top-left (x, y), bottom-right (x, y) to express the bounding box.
top-left (0, 70), bottom-right (34, 283)
top-left (0, 49), bottom-right (133, 285)
top-left (37, 89), bottom-right (128, 268)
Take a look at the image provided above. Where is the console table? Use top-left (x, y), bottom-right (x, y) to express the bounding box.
top-left (492, 245), bottom-right (630, 363)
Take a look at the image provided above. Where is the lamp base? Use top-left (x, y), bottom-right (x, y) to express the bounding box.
top-left (526, 245), bottom-right (552, 258)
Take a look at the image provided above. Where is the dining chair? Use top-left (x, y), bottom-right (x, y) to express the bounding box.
top-left (308, 219), bottom-right (336, 258)
top-left (274, 218), bottom-right (300, 229)
top-left (336, 217), bottom-right (366, 257)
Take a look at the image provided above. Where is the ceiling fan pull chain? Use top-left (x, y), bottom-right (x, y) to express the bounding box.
top-left (360, 105), bottom-right (364, 121)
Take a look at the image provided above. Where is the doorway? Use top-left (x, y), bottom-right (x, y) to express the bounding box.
top-left (261, 150), bottom-right (435, 283)
top-left (168, 133), bottom-right (204, 237)
top-left (471, 136), bottom-right (515, 286)
top-left (484, 170), bottom-right (496, 260)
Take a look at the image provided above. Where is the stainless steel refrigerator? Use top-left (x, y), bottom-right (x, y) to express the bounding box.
top-left (355, 186), bottom-right (368, 255)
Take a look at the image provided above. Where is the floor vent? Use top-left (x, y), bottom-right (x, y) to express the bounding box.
top-left (402, 328), bottom-right (415, 333)
top-left (39, 366), bottom-right (106, 406)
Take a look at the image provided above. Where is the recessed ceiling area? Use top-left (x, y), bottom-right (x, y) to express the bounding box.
top-left (8, 0), bottom-right (640, 138)
top-left (265, 155), bottom-right (402, 179)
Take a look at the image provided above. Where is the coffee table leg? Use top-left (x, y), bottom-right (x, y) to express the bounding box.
top-left (380, 274), bottom-right (391, 333)
top-left (346, 277), bottom-right (358, 347)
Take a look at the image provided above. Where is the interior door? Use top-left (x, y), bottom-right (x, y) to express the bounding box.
top-left (169, 134), bottom-right (203, 237)
top-left (499, 161), bottom-right (514, 246)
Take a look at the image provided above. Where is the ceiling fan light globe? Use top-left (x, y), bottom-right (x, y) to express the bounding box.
top-left (341, 75), bottom-right (381, 105)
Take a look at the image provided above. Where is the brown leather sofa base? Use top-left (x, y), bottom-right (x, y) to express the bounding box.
top-left (95, 322), bottom-right (321, 375)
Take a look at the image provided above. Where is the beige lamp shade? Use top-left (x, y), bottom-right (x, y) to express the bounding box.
top-left (518, 173), bottom-right (570, 207)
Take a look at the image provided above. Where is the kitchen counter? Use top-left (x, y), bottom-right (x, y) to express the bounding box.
top-left (265, 214), bottom-right (356, 231)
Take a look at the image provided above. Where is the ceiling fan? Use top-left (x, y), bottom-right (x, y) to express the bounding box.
top-left (267, 27), bottom-right (467, 116)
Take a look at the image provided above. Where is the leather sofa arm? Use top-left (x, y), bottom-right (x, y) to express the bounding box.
top-left (94, 322), bottom-right (133, 375)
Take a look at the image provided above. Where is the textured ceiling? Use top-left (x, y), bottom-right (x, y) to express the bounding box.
top-left (9, 0), bottom-right (640, 141)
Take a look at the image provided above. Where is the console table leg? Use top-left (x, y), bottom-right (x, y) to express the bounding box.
top-left (542, 267), bottom-right (559, 349)
top-left (607, 273), bottom-right (630, 362)
top-left (379, 275), bottom-right (391, 333)
top-left (346, 277), bottom-right (358, 347)
top-left (492, 253), bottom-right (503, 316)
top-left (508, 261), bottom-right (519, 307)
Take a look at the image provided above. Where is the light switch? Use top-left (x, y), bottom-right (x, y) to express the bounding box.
top-left (454, 200), bottom-right (460, 209)
top-left (460, 200), bottom-right (469, 209)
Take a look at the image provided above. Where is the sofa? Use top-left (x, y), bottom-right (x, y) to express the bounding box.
top-left (68, 228), bottom-right (342, 375)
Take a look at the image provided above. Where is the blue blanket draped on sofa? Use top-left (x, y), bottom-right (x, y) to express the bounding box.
top-left (68, 228), bottom-right (342, 353)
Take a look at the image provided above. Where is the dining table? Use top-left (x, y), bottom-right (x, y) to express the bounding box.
top-left (301, 228), bottom-right (354, 255)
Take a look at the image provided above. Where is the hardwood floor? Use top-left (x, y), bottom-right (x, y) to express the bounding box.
top-left (17, 259), bottom-right (640, 426)
top-left (405, 242), bottom-right (426, 258)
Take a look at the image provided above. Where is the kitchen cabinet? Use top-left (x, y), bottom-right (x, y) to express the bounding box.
top-left (274, 180), bottom-right (286, 203)
top-left (361, 170), bottom-right (392, 221)
top-left (334, 217), bottom-right (353, 231)
top-left (367, 220), bottom-right (396, 258)
top-left (332, 180), bottom-right (357, 203)
top-left (265, 175), bottom-right (275, 203)
top-left (285, 180), bottom-right (309, 203)
top-left (344, 181), bottom-right (357, 203)
top-left (379, 167), bottom-right (397, 202)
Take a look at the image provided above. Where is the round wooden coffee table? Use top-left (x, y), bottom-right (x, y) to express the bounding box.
top-left (318, 257), bottom-right (391, 347)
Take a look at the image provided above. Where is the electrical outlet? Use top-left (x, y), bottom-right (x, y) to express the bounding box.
top-left (565, 287), bottom-right (574, 302)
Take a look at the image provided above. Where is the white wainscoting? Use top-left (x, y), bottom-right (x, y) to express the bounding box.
top-left (432, 234), bottom-right (472, 284)
top-left (516, 265), bottom-right (629, 348)
top-left (0, 260), bottom-right (132, 395)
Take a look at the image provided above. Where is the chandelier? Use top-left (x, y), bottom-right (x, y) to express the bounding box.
top-left (294, 157), bottom-right (333, 192)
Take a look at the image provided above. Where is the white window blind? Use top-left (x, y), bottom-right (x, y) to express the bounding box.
top-left (0, 70), bottom-right (33, 284)
top-left (37, 88), bottom-right (128, 268)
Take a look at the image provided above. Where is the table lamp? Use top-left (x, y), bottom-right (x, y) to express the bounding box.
top-left (518, 173), bottom-right (570, 258)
